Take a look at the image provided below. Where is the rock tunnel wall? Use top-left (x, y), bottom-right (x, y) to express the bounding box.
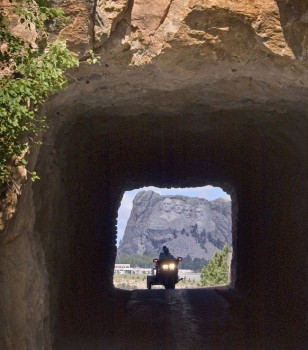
top-left (1, 108), bottom-right (308, 349)
top-left (0, 0), bottom-right (308, 349)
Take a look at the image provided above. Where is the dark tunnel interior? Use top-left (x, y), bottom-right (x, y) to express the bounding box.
top-left (28, 109), bottom-right (308, 348)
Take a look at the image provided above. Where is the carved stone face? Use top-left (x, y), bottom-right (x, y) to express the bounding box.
top-left (184, 205), bottom-right (192, 218)
top-left (195, 207), bottom-right (203, 219)
top-left (162, 198), bottom-right (174, 212)
top-left (173, 200), bottom-right (184, 214)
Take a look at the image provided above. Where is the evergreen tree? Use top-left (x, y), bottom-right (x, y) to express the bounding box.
top-left (200, 246), bottom-right (231, 286)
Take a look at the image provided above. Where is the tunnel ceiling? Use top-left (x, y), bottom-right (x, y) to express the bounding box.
top-left (47, 0), bottom-right (308, 116)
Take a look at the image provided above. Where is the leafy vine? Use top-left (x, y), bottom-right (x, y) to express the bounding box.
top-left (0, 0), bottom-right (79, 185)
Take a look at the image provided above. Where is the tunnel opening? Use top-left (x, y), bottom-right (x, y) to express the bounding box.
top-left (24, 108), bottom-right (307, 349)
top-left (114, 185), bottom-right (233, 290)
top-left (39, 112), bottom-right (240, 346)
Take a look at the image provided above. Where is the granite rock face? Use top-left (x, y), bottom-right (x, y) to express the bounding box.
top-left (1, 1), bottom-right (308, 349)
top-left (41, 0), bottom-right (308, 118)
top-left (118, 191), bottom-right (232, 260)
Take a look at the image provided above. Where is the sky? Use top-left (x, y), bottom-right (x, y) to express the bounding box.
top-left (116, 186), bottom-right (231, 246)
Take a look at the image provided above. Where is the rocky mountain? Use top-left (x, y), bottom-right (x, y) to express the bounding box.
top-left (118, 191), bottom-right (232, 260)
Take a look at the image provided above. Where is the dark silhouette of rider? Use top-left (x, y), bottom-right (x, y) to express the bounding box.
top-left (159, 246), bottom-right (174, 259)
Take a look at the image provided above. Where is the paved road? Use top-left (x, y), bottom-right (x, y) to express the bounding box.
top-left (119, 288), bottom-right (248, 350)
top-left (56, 286), bottom-right (306, 349)
top-left (57, 288), bottom-right (252, 350)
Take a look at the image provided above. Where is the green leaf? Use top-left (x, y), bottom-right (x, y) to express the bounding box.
top-left (0, 0), bottom-right (79, 187)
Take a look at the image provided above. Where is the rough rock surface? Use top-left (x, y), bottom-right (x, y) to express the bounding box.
top-left (0, 1), bottom-right (308, 349)
top-left (0, 165), bottom-right (27, 231)
top-left (118, 191), bottom-right (231, 259)
top-left (39, 0), bottom-right (308, 120)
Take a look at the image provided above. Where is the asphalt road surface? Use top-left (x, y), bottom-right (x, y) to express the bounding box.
top-left (58, 287), bottom-right (253, 350)
top-left (117, 288), bottom-right (248, 350)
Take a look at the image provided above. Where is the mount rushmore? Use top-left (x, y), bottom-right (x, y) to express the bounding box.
top-left (118, 191), bottom-right (232, 260)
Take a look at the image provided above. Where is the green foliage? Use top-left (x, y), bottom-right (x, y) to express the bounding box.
top-left (85, 50), bottom-right (100, 65)
top-left (115, 254), bottom-right (156, 268)
top-left (199, 245), bottom-right (232, 287)
top-left (180, 255), bottom-right (208, 272)
top-left (0, 0), bottom-right (78, 184)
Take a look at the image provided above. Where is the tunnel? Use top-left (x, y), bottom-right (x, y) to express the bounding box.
top-left (1, 101), bottom-right (308, 349)
top-left (1, 0), bottom-right (308, 348)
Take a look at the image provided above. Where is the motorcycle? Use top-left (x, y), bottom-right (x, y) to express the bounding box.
top-left (147, 257), bottom-right (183, 289)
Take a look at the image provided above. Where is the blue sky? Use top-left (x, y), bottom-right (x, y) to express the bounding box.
top-left (116, 186), bottom-right (231, 246)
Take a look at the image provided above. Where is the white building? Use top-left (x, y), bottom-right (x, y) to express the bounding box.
top-left (114, 264), bottom-right (131, 274)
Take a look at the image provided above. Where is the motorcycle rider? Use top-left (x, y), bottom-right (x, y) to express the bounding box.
top-left (147, 246), bottom-right (182, 289)
top-left (159, 246), bottom-right (174, 259)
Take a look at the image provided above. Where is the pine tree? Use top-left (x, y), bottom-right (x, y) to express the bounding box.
top-left (200, 246), bottom-right (231, 286)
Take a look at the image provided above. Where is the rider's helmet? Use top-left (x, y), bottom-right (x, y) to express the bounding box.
top-left (163, 246), bottom-right (169, 254)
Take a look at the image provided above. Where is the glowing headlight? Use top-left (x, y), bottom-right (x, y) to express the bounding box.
top-left (169, 263), bottom-right (176, 270)
top-left (162, 264), bottom-right (169, 270)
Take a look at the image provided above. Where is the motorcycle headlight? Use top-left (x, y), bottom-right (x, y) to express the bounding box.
top-left (162, 264), bottom-right (169, 270)
top-left (169, 263), bottom-right (176, 270)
